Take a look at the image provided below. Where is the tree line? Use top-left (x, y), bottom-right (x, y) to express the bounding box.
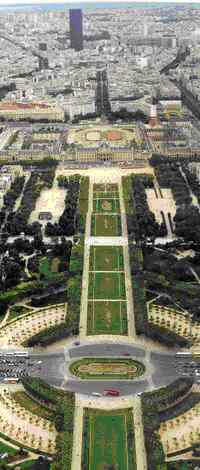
top-left (45, 175), bottom-right (81, 237)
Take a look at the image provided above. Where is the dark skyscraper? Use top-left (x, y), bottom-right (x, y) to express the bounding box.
top-left (69, 9), bottom-right (83, 52)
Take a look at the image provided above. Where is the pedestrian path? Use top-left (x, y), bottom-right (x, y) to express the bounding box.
top-left (71, 396), bottom-right (84, 470)
top-left (132, 395), bottom-right (148, 470)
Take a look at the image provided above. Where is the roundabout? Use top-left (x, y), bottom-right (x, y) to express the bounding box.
top-left (31, 339), bottom-right (181, 397)
top-left (69, 357), bottom-right (145, 380)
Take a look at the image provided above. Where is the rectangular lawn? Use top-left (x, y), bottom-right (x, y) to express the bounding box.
top-left (93, 198), bottom-right (120, 213)
top-left (93, 183), bottom-right (118, 192)
top-left (89, 246), bottom-right (124, 271)
top-left (87, 300), bottom-right (128, 335)
top-left (88, 272), bottom-right (126, 300)
top-left (93, 183), bottom-right (119, 200)
top-left (82, 409), bottom-right (136, 470)
top-left (91, 214), bottom-right (122, 236)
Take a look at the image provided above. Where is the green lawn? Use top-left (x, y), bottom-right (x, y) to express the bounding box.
top-left (93, 183), bottom-right (119, 200)
top-left (93, 183), bottom-right (118, 192)
top-left (91, 214), bottom-right (122, 236)
top-left (87, 300), bottom-right (128, 335)
top-left (89, 246), bottom-right (124, 271)
top-left (0, 441), bottom-right (18, 455)
top-left (82, 409), bottom-right (136, 470)
top-left (13, 391), bottom-right (55, 421)
top-left (39, 257), bottom-right (60, 279)
top-left (8, 305), bottom-right (30, 321)
top-left (93, 198), bottom-right (120, 213)
top-left (18, 460), bottom-right (38, 469)
top-left (88, 272), bottom-right (126, 300)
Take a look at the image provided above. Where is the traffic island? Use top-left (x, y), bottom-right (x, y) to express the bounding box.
top-left (69, 357), bottom-right (145, 380)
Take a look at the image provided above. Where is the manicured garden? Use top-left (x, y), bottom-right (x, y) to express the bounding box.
top-left (69, 357), bottom-right (145, 379)
top-left (91, 213), bottom-right (122, 236)
top-left (89, 245), bottom-right (124, 271)
top-left (93, 183), bottom-right (119, 200)
top-left (88, 272), bottom-right (126, 300)
top-left (93, 197), bottom-right (120, 213)
top-left (87, 300), bottom-right (128, 335)
top-left (82, 408), bottom-right (137, 470)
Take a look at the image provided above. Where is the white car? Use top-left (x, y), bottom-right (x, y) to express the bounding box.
top-left (92, 392), bottom-right (102, 397)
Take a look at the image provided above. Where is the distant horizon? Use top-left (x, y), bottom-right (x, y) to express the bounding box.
top-left (1, 0), bottom-right (200, 5)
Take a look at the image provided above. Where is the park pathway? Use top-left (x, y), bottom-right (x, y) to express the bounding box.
top-left (79, 177), bottom-right (93, 338)
top-left (119, 178), bottom-right (136, 337)
top-left (71, 395), bottom-right (84, 470)
top-left (132, 395), bottom-right (148, 470)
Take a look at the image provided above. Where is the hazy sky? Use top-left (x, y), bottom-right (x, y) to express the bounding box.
top-left (0, 0), bottom-right (199, 4)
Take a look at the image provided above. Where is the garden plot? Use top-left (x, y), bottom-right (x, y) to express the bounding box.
top-left (29, 182), bottom-right (66, 224)
top-left (89, 246), bottom-right (124, 271)
top-left (70, 357), bottom-right (145, 379)
top-left (91, 214), bottom-right (122, 237)
top-left (0, 387), bottom-right (56, 453)
top-left (87, 300), bottom-right (127, 335)
top-left (88, 272), bottom-right (126, 300)
top-left (148, 303), bottom-right (200, 343)
top-left (159, 401), bottom-right (200, 456)
top-left (93, 197), bottom-right (120, 213)
top-left (81, 408), bottom-right (136, 470)
top-left (0, 304), bottom-right (66, 347)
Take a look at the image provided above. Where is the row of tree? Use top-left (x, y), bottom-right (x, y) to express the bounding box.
top-left (156, 163), bottom-right (200, 243)
top-left (142, 378), bottom-right (193, 470)
top-left (45, 175), bottom-right (81, 237)
top-left (23, 378), bottom-right (75, 470)
top-left (5, 169), bottom-right (55, 236)
top-left (130, 176), bottom-right (166, 242)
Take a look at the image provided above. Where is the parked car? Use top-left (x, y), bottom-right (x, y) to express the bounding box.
top-left (103, 389), bottom-right (120, 397)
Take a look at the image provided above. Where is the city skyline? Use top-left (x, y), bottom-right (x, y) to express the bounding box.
top-left (1, 0), bottom-right (200, 6)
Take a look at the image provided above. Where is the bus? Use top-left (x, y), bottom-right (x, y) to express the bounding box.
top-left (3, 378), bottom-right (19, 384)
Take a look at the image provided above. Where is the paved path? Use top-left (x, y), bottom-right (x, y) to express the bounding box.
top-left (88, 236), bottom-right (127, 246)
top-left (119, 178), bottom-right (136, 338)
top-left (71, 395), bottom-right (84, 470)
top-left (132, 395), bottom-right (148, 470)
top-left (79, 177), bottom-right (93, 338)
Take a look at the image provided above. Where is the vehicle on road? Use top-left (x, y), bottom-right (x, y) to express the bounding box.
top-left (74, 341), bottom-right (80, 346)
top-left (3, 378), bottom-right (19, 383)
top-left (103, 389), bottom-right (120, 397)
top-left (91, 392), bottom-right (102, 397)
top-left (123, 353), bottom-right (130, 356)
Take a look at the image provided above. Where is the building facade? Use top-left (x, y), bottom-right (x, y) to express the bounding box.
top-left (69, 9), bottom-right (83, 52)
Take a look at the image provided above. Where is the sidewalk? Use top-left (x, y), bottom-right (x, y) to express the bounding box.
top-left (119, 177), bottom-right (136, 338)
top-left (79, 177), bottom-right (93, 338)
top-left (132, 395), bottom-right (148, 470)
top-left (71, 396), bottom-right (84, 470)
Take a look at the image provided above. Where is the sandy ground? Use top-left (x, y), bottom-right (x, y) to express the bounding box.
top-left (29, 178), bottom-right (66, 224)
top-left (146, 188), bottom-right (176, 224)
top-left (56, 165), bottom-right (154, 181)
top-left (160, 402), bottom-right (200, 454)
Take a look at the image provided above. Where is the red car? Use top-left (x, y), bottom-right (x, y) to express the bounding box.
top-left (123, 352), bottom-right (130, 356)
top-left (103, 389), bottom-right (120, 397)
